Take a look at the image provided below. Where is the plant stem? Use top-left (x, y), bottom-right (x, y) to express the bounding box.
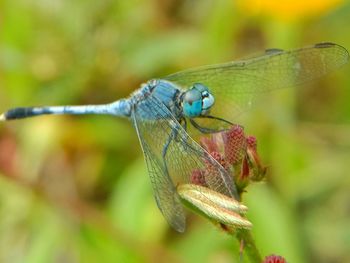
top-left (235, 229), bottom-right (262, 262)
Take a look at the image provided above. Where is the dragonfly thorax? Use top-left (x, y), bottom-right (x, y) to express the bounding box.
top-left (181, 83), bottom-right (215, 118)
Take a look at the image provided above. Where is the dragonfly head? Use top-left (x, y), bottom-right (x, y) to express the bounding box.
top-left (182, 83), bottom-right (215, 118)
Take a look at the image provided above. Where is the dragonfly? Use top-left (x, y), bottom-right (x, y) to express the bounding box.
top-left (1, 42), bottom-right (348, 232)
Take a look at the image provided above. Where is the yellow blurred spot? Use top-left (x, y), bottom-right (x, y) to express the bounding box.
top-left (237, 0), bottom-right (344, 21)
top-left (30, 54), bottom-right (58, 81)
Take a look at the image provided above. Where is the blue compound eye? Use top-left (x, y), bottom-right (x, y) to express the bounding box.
top-left (182, 87), bottom-right (202, 117)
top-left (202, 91), bottom-right (214, 111)
top-left (182, 83), bottom-right (215, 117)
top-left (202, 91), bottom-right (209, 97)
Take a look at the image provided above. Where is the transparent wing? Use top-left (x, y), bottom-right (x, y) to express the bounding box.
top-left (165, 42), bottom-right (349, 122)
top-left (132, 95), bottom-right (237, 232)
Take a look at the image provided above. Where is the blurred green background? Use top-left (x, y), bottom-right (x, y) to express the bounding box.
top-left (0, 0), bottom-right (350, 262)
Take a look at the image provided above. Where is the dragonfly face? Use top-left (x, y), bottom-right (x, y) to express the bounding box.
top-left (181, 83), bottom-right (215, 118)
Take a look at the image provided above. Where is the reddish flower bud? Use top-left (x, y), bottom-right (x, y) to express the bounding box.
top-left (240, 155), bottom-right (250, 180)
top-left (200, 136), bottom-right (219, 154)
top-left (222, 125), bottom-right (246, 165)
top-left (203, 151), bottom-right (230, 190)
top-left (209, 151), bottom-right (228, 170)
top-left (263, 254), bottom-right (287, 263)
top-left (246, 135), bottom-right (257, 150)
top-left (193, 124), bottom-right (266, 197)
top-left (190, 169), bottom-right (207, 187)
top-left (246, 138), bottom-right (267, 181)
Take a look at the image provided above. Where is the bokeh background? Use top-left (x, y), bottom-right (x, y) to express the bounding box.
top-left (1, 0), bottom-right (350, 262)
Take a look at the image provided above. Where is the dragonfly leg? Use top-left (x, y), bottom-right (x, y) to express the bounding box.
top-left (203, 115), bottom-right (234, 125)
top-left (190, 115), bottom-right (241, 134)
top-left (174, 118), bottom-right (187, 142)
top-left (162, 118), bottom-right (187, 160)
top-left (190, 119), bottom-right (218, 134)
top-left (182, 117), bottom-right (187, 131)
top-left (162, 127), bottom-right (177, 160)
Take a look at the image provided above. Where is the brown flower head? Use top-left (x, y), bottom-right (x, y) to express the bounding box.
top-left (196, 124), bottom-right (267, 195)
